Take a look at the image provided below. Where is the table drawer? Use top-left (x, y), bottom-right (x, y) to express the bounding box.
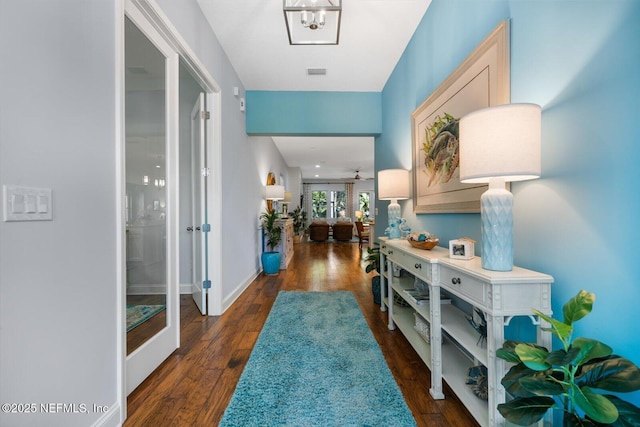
top-left (380, 242), bottom-right (390, 255)
top-left (387, 249), bottom-right (431, 283)
top-left (440, 266), bottom-right (486, 305)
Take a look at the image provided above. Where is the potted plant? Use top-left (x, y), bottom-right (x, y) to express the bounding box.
top-left (291, 206), bottom-right (307, 242)
top-left (496, 290), bottom-right (640, 426)
top-left (260, 209), bottom-right (282, 275)
top-left (364, 244), bottom-right (382, 304)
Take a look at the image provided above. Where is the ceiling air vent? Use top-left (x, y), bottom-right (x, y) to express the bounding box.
top-left (307, 68), bottom-right (327, 76)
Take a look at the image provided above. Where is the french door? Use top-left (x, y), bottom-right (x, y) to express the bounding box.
top-left (190, 93), bottom-right (209, 315)
top-left (124, 5), bottom-right (180, 395)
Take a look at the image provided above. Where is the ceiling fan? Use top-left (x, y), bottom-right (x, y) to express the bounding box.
top-left (342, 170), bottom-right (373, 181)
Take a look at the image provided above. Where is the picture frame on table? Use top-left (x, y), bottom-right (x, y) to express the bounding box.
top-left (411, 21), bottom-right (511, 214)
top-left (449, 238), bottom-right (475, 260)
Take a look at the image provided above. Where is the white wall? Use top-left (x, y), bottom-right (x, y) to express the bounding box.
top-left (0, 1), bottom-right (119, 426)
top-left (286, 166), bottom-right (303, 211)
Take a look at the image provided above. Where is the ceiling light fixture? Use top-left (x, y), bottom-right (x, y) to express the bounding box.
top-left (283, 0), bottom-right (342, 45)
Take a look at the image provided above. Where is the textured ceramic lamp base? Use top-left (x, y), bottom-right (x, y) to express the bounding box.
top-left (387, 201), bottom-right (401, 239)
top-left (480, 179), bottom-right (513, 271)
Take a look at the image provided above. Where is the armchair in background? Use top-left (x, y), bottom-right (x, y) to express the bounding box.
top-left (309, 221), bottom-right (330, 242)
top-left (332, 221), bottom-right (354, 241)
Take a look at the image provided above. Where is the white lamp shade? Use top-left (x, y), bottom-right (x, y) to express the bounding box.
top-left (378, 169), bottom-right (410, 200)
top-left (459, 103), bottom-right (542, 184)
top-left (265, 185), bottom-right (285, 200)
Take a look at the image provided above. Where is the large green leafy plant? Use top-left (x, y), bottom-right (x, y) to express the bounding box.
top-left (364, 244), bottom-right (380, 274)
top-left (291, 206), bottom-right (307, 236)
top-left (497, 290), bottom-right (640, 426)
top-left (260, 209), bottom-right (282, 251)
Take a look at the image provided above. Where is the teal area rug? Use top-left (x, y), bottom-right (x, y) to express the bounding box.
top-left (126, 304), bottom-right (165, 332)
top-left (220, 291), bottom-right (416, 426)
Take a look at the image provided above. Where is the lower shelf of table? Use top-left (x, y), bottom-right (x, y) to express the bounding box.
top-left (441, 338), bottom-right (489, 427)
top-left (385, 298), bottom-right (489, 427)
top-left (388, 300), bottom-right (432, 370)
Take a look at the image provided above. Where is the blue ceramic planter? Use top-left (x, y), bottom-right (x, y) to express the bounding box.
top-left (261, 252), bottom-right (281, 275)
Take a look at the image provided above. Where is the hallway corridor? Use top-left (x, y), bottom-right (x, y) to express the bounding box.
top-left (124, 240), bottom-right (478, 426)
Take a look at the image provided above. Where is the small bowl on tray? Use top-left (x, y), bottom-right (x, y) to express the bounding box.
top-left (407, 232), bottom-right (439, 250)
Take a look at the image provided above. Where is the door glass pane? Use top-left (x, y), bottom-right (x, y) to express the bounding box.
top-left (125, 17), bottom-right (168, 354)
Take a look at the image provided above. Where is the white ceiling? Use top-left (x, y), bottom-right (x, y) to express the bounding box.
top-left (196, 0), bottom-right (432, 179)
top-left (273, 136), bottom-right (375, 181)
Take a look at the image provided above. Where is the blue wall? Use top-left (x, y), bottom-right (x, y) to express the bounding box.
top-left (246, 91), bottom-right (381, 135)
top-left (379, 0), bottom-right (640, 406)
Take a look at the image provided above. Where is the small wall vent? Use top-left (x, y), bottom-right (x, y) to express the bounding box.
top-left (307, 68), bottom-right (327, 76)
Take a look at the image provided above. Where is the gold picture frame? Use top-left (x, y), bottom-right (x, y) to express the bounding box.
top-left (412, 21), bottom-right (510, 213)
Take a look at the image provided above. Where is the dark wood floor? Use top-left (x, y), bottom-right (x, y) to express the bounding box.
top-left (124, 239), bottom-right (479, 426)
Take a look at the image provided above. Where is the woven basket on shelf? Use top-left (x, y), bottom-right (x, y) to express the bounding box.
top-left (407, 238), bottom-right (439, 250)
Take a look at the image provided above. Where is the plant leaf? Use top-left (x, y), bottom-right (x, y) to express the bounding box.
top-left (502, 363), bottom-right (542, 397)
top-left (520, 375), bottom-right (565, 396)
top-left (602, 395), bottom-right (640, 427)
top-left (497, 340), bottom-right (524, 363)
top-left (570, 337), bottom-right (613, 366)
top-left (563, 290), bottom-right (595, 325)
top-left (577, 356), bottom-right (640, 392)
top-left (497, 396), bottom-right (555, 425)
top-left (573, 385), bottom-right (618, 424)
top-left (516, 343), bottom-right (551, 371)
top-left (533, 309), bottom-right (574, 342)
top-left (564, 413), bottom-right (599, 427)
top-left (546, 348), bottom-right (577, 366)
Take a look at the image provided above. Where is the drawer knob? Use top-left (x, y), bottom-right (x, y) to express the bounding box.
top-left (414, 263), bottom-right (422, 269)
top-left (388, 250), bottom-right (393, 255)
top-left (452, 277), bottom-right (461, 285)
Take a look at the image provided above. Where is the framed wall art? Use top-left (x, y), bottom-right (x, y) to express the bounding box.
top-left (412, 21), bottom-right (510, 213)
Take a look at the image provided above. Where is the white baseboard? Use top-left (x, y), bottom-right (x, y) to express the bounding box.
top-left (179, 282), bottom-right (191, 294)
top-left (91, 401), bottom-right (121, 427)
top-left (222, 270), bottom-right (261, 312)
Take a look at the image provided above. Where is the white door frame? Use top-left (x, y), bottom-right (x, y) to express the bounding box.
top-left (116, 0), bottom-right (222, 422)
top-left (124, 3), bottom-right (180, 398)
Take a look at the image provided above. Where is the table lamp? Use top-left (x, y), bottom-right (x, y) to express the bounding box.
top-left (265, 185), bottom-right (285, 213)
top-left (378, 169), bottom-right (409, 239)
top-left (282, 191), bottom-right (292, 217)
top-left (459, 103), bottom-right (541, 271)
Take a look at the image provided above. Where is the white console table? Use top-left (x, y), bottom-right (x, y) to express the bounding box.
top-left (379, 237), bottom-right (553, 427)
top-left (274, 219), bottom-right (294, 269)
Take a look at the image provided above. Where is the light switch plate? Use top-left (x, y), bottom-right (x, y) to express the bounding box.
top-left (3, 185), bottom-right (53, 221)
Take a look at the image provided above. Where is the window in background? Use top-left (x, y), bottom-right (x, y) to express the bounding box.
top-left (312, 191), bottom-right (327, 219)
top-left (334, 191), bottom-right (346, 218)
top-left (359, 192), bottom-right (371, 220)
top-left (312, 190), bottom-right (346, 219)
